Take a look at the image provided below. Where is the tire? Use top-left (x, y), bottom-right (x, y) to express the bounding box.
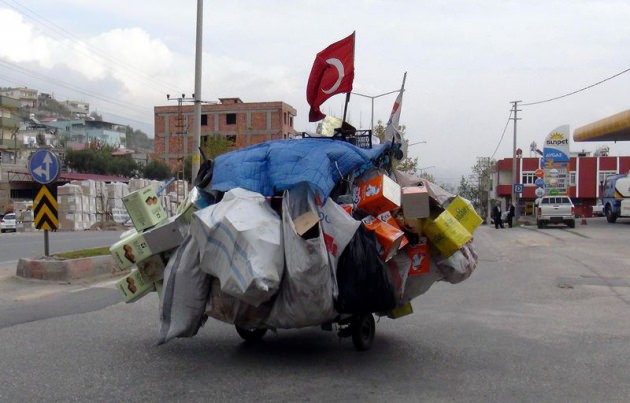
top-left (605, 206), bottom-right (617, 223)
top-left (567, 220), bottom-right (575, 228)
top-left (351, 314), bottom-right (375, 351)
top-left (0, 229), bottom-right (4, 233)
top-left (235, 325), bottom-right (267, 342)
top-left (537, 220), bottom-right (543, 229)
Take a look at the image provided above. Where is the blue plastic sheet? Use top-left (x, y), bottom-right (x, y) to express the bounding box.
top-left (211, 138), bottom-right (389, 199)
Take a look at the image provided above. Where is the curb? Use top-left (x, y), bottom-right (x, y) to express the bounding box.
top-left (16, 255), bottom-right (127, 282)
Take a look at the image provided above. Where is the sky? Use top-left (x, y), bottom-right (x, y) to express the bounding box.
top-left (1, 0), bottom-right (630, 185)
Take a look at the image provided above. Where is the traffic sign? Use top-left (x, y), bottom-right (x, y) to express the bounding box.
top-left (535, 178), bottom-right (544, 187)
top-left (549, 189), bottom-right (559, 196)
top-left (535, 187), bottom-right (545, 197)
top-left (535, 168), bottom-right (544, 178)
top-left (29, 149), bottom-right (60, 185)
top-left (513, 183), bottom-right (523, 193)
top-left (34, 185), bottom-right (58, 231)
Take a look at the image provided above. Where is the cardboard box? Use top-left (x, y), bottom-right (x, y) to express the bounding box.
top-left (142, 212), bottom-right (189, 254)
top-left (424, 210), bottom-right (472, 257)
top-left (406, 237), bottom-right (430, 276)
top-left (109, 231), bottom-right (153, 270)
top-left (377, 210), bottom-right (409, 250)
top-left (387, 302), bottom-right (414, 319)
top-left (362, 215), bottom-right (405, 262)
top-left (122, 185), bottom-right (167, 231)
top-left (446, 195), bottom-right (483, 234)
top-left (136, 253), bottom-right (167, 282)
top-left (117, 269), bottom-right (155, 303)
top-left (353, 175), bottom-right (401, 216)
top-left (293, 211), bottom-right (320, 236)
top-left (401, 186), bottom-right (430, 219)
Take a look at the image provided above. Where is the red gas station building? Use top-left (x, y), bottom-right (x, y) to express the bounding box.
top-left (493, 110), bottom-right (630, 217)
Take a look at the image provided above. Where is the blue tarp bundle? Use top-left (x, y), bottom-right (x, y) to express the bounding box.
top-left (211, 138), bottom-right (389, 199)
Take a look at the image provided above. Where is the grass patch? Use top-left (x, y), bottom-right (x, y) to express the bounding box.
top-left (53, 246), bottom-right (110, 259)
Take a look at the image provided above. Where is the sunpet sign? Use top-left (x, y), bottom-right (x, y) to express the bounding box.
top-left (543, 125), bottom-right (570, 163)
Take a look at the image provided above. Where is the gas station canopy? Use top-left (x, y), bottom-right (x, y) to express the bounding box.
top-left (573, 109), bottom-right (630, 142)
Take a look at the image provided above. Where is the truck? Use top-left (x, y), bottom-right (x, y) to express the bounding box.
top-left (535, 195), bottom-right (576, 228)
top-left (601, 173), bottom-right (630, 223)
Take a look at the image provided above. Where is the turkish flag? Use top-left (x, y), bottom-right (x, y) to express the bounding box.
top-left (306, 32), bottom-right (355, 122)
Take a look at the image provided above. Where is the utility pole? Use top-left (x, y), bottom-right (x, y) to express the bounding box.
top-left (511, 100), bottom-right (522, 218)
top-left (192, 0), bottom-right (203, 181)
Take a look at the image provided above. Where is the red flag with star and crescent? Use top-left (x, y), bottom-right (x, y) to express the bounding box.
top-left (306, 32), bottom-right (355, 122)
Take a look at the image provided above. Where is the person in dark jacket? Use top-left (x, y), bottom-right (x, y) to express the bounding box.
top-left (506, 203), bottom-right (515, 228)
top-left (492, 201), bottom-right (504, 229)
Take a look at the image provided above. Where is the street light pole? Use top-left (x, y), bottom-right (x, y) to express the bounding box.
top-left (351, 89), bottom-right (400, 132)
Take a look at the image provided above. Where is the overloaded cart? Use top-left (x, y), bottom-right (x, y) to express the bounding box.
top-left (111, 131), bottom-right (481, 351)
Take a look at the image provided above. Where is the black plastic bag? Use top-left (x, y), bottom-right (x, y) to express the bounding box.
top-left (335, 224), bottom-right (397, 314)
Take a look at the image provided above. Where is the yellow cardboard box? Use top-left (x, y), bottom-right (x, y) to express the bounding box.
top-left (424, 210), bottom-right (472, 257)
top-left (446, 195), bottom-right (483, 234)
top-left (117, 269), bottom-right (156, 303)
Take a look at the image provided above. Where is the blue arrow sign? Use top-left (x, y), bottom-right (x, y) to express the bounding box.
top-left (514, 183), bottom-right (523, 193)
top-left (29, 149), bottom-right (60, 185)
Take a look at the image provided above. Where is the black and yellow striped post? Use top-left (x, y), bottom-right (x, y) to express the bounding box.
top-left (33, 184), bottom-right (58, 256)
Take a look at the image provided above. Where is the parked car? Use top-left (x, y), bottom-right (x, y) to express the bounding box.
top-left (535, 196), bottom-right (576, 228)
top-left (0, 213), bottom-right (16, 233)
top-left (592, 204), bottom-right (604, 217)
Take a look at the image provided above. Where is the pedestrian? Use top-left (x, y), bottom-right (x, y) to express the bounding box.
top-left (492, 201), bottom-right (504, 229)
top-left (507, 203), bottom-right (515, 228)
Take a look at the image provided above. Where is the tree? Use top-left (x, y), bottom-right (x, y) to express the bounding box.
top-left (143, 159), bottom-right (172, 180)
top-left (202, 134), bottom-right (233, 160)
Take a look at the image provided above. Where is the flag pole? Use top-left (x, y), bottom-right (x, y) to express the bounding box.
top-left (341, 92), bottom-right (351, 124)
top-left (341, 32), bottom-right (355, 127)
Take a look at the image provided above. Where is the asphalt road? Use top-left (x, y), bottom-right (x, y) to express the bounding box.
top-left (0, 218), bottom-right (628, 402)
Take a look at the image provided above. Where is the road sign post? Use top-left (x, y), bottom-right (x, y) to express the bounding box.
top-left (29, 149), bottom-right (60, 256)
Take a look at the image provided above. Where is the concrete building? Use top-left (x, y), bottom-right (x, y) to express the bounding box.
top-left (45, 119), bottom-right (127, 149)
top-left (0, 87), bottom-right (37, 109)
top-left (153, 97), bottom-right (297, 170)
top-left (0, 95), bottom-right (21, 163)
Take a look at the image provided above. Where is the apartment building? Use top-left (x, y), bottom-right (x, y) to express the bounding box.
top-left (153, 97), bottom-right (297, 170)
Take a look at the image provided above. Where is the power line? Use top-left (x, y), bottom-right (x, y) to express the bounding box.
top-left (490, 109), bottom-right (513, 159)
top-left (0, 0), bottom-right (181, 96)
top-left (522, 66), bottom-right (630, 106)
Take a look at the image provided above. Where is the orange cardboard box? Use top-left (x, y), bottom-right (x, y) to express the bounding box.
top-left (353, 175), bottom-right (401, 216)
top-left (401, 186), bottom-right (430, 219)
top-left (377, 210), bottom-right (409, 250)
top-left (362, 215), bottom-right (405, 262)
top-left (406, 237), bottom-right (430, 276)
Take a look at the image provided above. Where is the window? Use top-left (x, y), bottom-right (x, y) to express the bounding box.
top-left (226, 113), bottom-right (236, 125)
top-left (569, 171), bottom-right (576, 186)
top-left (522, 172), bottom-right (536, 185)
top-left (201, 114), bottom-right (208, 126)
top-left (599, 170), bottom-right (617, 185)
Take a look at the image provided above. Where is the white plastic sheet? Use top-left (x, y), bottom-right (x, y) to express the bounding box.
top-left (266, 185), bottom-right (338, 329)
top-left (191, 188), bottom-right (284, 307)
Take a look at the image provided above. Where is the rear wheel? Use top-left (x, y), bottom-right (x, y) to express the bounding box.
top-left (351, 314), bottom-right (375, 351)
top-left (567, 220), bottom-right (575, 228)
top-left (605, 205), bottom-right (617, 223)
top-left (235, 325), bottom-right (267, 342)
top-left (537, 220), bottom-right (543, 229)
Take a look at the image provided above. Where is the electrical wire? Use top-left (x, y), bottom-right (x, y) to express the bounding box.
top-left (522, 66), bottom-right (630, 106)
top-left (490, 109), bottom-right (513, 160)
top-left (0, 0), bottom-right (181, 96)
